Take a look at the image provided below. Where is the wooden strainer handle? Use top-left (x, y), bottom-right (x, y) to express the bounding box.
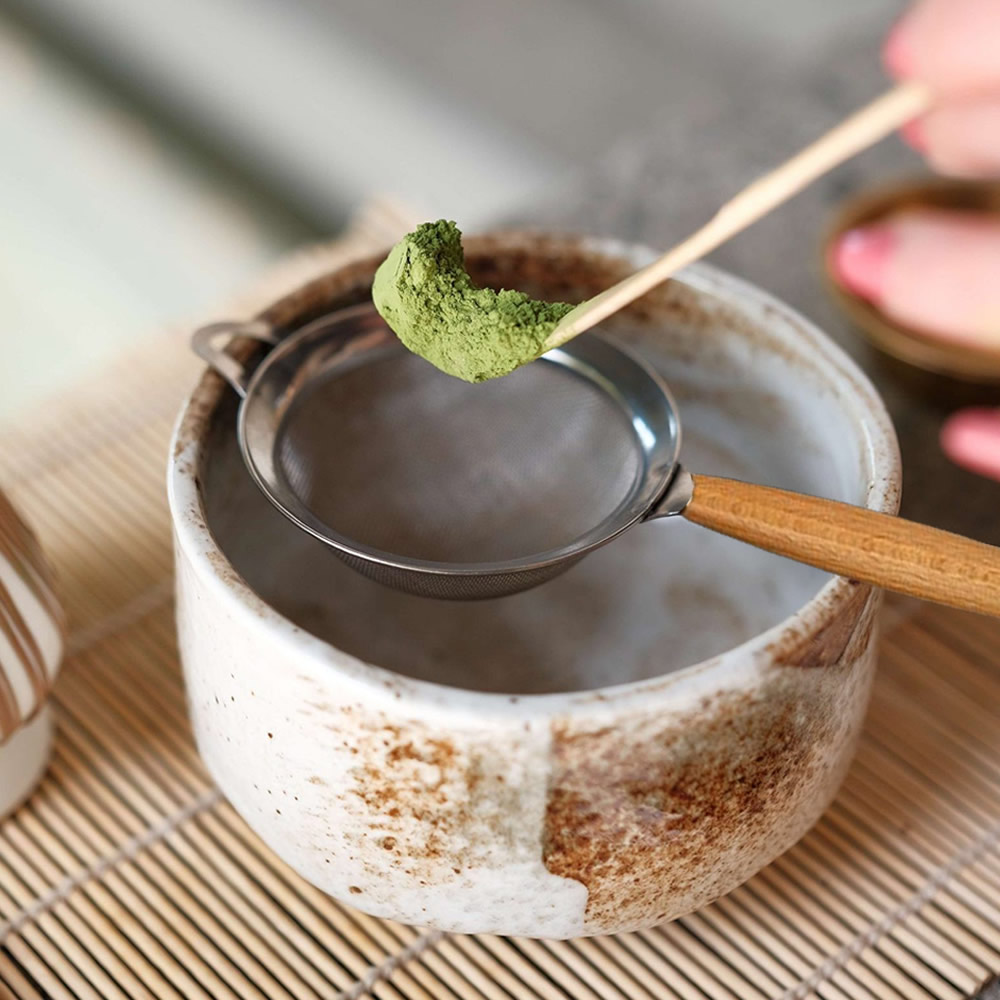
top-left (682, 474), bottom-right (1000, 617)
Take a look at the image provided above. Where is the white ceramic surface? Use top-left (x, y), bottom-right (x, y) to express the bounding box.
top-left (169, 234), bottom-right (901, 937)
top-left (0, 492), bottom-right (64, 820)
top-left (0, 707), bottom-right (53, 819)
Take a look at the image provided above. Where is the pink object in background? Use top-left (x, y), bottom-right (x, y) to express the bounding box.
top-left (829, 225), bottom-right (895, 303)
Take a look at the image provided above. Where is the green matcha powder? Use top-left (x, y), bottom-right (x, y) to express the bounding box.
top-left (372, 220), bottom-right (574, 382)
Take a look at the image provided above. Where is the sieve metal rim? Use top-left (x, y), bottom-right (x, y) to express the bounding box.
top-left (233, 304), bottom-right (683, 579)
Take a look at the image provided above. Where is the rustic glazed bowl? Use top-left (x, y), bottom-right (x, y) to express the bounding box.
top-left (0, 491), bottom-right (64, 820)
top-left (169, 233), bottom-right (900, 938)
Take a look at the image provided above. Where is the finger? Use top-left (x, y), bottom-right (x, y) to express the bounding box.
top-left (903, 96), bottom-right (1000, 177)
top-left (830, 209), bottom-right (1000, 349)
top-left (884, 0), bottom-right (1000, 97)
top-left (941, 408), bottom-right (1000, 481)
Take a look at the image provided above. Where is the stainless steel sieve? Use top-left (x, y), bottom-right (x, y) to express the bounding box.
top-left (193, 303), bottom-right (1000, 614)
top-left (193, 304), bottom-right (682, 599)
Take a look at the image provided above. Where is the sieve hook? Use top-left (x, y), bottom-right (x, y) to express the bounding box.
top-left (192, 320), bottom-right (279, 399)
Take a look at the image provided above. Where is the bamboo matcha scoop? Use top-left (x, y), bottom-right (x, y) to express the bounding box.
top-left (373, 81), bottom-right (930, 382)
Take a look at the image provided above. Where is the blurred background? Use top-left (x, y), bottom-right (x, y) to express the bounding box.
top-left (0, 0), bottom-right (899, 422)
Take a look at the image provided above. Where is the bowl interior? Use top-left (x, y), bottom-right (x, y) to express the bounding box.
top-left (197, 250), bottom-right (887, 695)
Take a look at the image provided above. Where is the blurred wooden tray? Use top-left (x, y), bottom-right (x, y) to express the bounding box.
top-left (0, 205), bottom-right (997, 1000)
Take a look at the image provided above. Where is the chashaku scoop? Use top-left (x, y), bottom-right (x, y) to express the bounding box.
top-left (371, 83), bottom-right (931, 382)
top-left (193, 303), bottom-right (1000, 615)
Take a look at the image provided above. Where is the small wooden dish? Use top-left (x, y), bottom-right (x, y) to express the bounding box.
top-left (822, 176), bottom-right (1000, 383)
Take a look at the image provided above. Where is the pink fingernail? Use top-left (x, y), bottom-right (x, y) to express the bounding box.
top-left (883, 16), bottom-right (916, 78)
top-left (900, 118), bottom-right (927, 152)
top-left (830, 226), bottom-right (895, 302)
top-left (940, 409), bottom-right (1000, 480)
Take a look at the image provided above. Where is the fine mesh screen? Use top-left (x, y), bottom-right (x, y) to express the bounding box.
top-left (275, 350), bottom-right (643, 564)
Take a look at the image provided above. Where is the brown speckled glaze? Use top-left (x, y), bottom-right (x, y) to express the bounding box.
top-left (168, 233), bottom-right (900, 937)
top-left (543, 589), bottom-right (878, 931)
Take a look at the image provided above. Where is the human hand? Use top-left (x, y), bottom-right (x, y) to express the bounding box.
top-left (829, 0), bottom-right (1000, 480)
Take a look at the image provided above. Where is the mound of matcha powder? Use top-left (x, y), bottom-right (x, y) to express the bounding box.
top-left (372, 220), bottom-right (574, 382)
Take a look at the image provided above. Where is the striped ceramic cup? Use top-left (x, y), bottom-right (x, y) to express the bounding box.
top-left (0, 490), bottom-right (64, 819)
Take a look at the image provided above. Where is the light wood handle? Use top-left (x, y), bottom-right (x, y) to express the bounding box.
top-left (544, 80), bottom-right (931, 349)
top-left (682, 474), bottom-right (1000, 617)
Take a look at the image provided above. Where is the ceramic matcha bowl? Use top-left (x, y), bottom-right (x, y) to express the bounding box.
top-left (168, 233), bottom-right (900, 938)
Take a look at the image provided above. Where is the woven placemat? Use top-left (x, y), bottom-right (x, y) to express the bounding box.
top-left (0, 205), bottom-right (998, 1000)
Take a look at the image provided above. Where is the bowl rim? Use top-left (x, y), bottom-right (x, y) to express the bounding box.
top-left (168, 232), bottom-right (901, 719)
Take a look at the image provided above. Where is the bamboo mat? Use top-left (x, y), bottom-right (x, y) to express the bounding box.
top-left (1, 210), bottom-right (999, 1000)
